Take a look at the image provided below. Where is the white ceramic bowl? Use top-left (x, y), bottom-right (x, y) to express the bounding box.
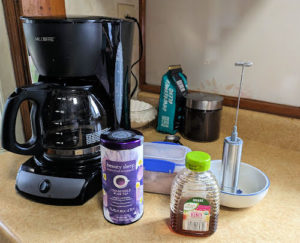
top-left (210, 160), bottom-right (270, 208)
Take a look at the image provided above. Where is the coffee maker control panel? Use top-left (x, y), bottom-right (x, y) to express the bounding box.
top-left (16, 170), bottom-right (86, 199)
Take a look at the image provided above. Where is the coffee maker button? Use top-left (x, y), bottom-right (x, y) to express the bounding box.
top-left (39, 179), bottom-right (51, 193)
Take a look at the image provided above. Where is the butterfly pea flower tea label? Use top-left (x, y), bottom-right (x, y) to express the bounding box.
top-left (101, 145), bottom-right (143, 224)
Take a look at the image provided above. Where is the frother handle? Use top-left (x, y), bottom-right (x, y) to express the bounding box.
top-left (220, 137), bottom-right (243, 193)
top-left (1, 85), bottom-right (45, 155)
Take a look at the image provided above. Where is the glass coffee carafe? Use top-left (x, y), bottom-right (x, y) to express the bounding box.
top-left (1, 82), bottom-right (107, 160)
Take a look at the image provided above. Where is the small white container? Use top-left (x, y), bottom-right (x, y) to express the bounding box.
top-left (143, 142), bottom-right (191, 194)
top-left (130, 100), bottom-right (157, 128)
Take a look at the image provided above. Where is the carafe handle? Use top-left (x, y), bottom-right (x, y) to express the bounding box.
top-left (1, 84), bottom-right (47, 155)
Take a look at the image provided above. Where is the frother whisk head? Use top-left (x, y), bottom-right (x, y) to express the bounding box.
top-left (235, 62), bottom-right (253, 67)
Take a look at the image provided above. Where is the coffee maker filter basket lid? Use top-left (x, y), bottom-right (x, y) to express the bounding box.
top-left (20, 16), bottom-right (134, 24)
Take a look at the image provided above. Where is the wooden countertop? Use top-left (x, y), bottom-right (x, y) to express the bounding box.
top-left (0, 107), bottom-right (300, 242)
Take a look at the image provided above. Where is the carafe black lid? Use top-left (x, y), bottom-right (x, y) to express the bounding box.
top-left (20, 16), bottom-right (134, 23)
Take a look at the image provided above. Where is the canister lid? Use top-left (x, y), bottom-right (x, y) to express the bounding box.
top-left (100, 129), bottom-right (144, 150)
top-left (185, 92), bottom-right (223, 110)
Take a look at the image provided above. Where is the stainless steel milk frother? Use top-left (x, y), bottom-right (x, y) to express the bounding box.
top-left (220, 61), bottom-right (253, 193)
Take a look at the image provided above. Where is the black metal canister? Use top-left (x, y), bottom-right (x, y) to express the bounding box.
top-left (182, 92), bottom-right (223, 142)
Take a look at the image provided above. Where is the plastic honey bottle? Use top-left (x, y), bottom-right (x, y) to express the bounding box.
top-left (170, 151), bottom-right (220, 236)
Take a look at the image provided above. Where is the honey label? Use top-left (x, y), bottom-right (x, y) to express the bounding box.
top-left (183, 197), bottom-right (211, 232)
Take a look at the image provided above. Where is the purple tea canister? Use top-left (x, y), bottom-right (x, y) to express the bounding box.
top-left (100, 129), bottom-right (144, 225)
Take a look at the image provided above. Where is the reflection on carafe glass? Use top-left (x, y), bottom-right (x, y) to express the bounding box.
top-left (43, 90), bottom-right (104, 149)
top-left (46, 125), bottom-right (102, 148)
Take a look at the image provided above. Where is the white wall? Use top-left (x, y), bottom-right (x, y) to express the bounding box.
top-left (0, 2), bottom-right (24, 143)
top-left (65, 0), bottom-right (140, 96)
top-left (146, 0), bottom-right (300, 107)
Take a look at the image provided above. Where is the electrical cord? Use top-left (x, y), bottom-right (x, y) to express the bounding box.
top-left (125, 16), bottom-right (144, 98)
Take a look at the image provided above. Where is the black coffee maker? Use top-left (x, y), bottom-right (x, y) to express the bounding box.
top-left (1, 17), bottom-right (135, 205)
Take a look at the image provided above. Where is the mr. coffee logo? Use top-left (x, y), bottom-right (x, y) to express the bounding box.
top-left (35, 37), bottom-right (55, 42)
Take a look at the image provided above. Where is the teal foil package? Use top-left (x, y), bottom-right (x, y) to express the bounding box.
top-left (157, 65), bottom-right (188, 134)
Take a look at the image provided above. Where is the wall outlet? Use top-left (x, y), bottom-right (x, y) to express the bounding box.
top-left (117, 3), bottom-right (135, 18)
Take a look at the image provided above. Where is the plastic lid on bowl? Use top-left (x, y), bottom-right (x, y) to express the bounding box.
top-left (185, 151), bottom-right (211, 172)
top-left (186, 92), bottom-right (223, 111)
top-left (144, 142), bottom-right (191, 165)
